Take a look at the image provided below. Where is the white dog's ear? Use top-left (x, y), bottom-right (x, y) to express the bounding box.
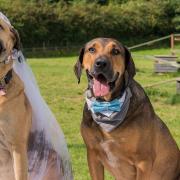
top-left (11, 27), bottom-right (21, 50)
top-left (74, 47), bottom-right (85, 84)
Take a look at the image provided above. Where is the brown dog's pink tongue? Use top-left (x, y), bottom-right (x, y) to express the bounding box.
top-left (93, 79), bottom-right (110, 97)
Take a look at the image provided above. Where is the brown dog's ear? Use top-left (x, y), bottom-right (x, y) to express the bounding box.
top-left (11, 27), bottom-right (21, 50)
top-left (74, 47), bottom-right (85, 83)
top-left (124, 46), bottom-right (136, 85)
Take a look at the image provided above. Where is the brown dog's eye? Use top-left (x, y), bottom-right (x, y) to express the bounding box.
top-left (89, 47), bottom-right (96, 53)
top-left (111, 48), bottom-right (120, 55)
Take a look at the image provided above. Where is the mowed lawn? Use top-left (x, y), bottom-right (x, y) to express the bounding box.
top-left (28, 48), bottom-right (180, 180)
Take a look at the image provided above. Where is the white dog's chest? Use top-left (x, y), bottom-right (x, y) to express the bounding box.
top-left (0, 120), bottom-right (12, 150)
top-left (0, 113), bottom-right (16, 150)
top-left (0, 130), bottom-right (14, 180)
top-left (0, 131), bottom-right (12, 168)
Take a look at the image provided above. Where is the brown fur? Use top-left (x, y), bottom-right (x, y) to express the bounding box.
top-left (74, 38), bottom-right (180, 180)
top-left (0, 18), bottom-right (59, 180)
top-left (0, 18), bottom-right (31, 180)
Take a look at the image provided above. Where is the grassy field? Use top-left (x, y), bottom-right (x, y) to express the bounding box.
top-left (27, 48), bottom-right (180, 180)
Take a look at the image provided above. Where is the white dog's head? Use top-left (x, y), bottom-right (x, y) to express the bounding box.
top-left (0, 12), bottom-right (20, 78)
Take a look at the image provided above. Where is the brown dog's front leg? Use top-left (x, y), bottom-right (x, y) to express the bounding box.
top-left (12, 144), bottom-right (28, 180)
top-left (87, 149), bottom-right (104, 180)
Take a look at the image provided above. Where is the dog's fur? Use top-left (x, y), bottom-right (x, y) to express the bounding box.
top-left (74, 38), bottom-right (180, 180)
top-left (0, 18), bottom-right (62, 180)
top-left (0, 19), bottom-right (31, 180)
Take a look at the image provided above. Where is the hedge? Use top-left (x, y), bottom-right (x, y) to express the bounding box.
top-left (0, 0), bottom-right (179, 48)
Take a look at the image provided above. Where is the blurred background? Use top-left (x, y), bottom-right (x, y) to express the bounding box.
top-left (0, 0), bottom-right (179, 57)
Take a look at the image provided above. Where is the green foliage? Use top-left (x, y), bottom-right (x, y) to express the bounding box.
top-left (172, 1), bottom-right (180, 31)
top-left (0, 0), bottom-right (179, 48)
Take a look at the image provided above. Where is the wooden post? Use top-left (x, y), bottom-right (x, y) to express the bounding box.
top-left (171, 34), bottom-right (175, 55)
top-left (177, 79), bottom-right (180, 94)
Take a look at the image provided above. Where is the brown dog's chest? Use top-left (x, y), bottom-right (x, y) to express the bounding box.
top-left (81, 120), bottom-right (140, 165)
top-left (81, 103), bottom-right (159, 177)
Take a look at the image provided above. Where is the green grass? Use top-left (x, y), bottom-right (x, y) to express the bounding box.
top-left (27, 48), bottom-right (180, 180)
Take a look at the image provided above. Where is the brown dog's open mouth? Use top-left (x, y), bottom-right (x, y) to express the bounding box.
top-left (87, 71), bottom-right (119, 97)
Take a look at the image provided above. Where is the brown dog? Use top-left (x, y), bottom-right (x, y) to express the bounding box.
top-left (74, 38), bottom-right (180, 180)
top-left (0, 17), bottom-right (64, 180)
top-left (0, 19), bottom-right (31, 180)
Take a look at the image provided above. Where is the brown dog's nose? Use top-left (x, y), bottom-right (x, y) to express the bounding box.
top-left (95, 59), bottom-right (108, 69)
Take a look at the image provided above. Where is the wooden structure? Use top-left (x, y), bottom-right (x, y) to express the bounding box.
top-left (144, 77), bottom-right (180, 95)
top-left (153, 34), bottom-right (180, 73)
top-left (128, 33), bottom-right (180, 73)
top-left (153, 55), bottom-right (179, 73)
top-left (171, 34), bottom-right (180, 55)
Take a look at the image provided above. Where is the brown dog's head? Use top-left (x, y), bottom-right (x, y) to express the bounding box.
top-left (0, 18), bottom-right (20, 78)
top-left (74, 38), bottom-right (135, 101)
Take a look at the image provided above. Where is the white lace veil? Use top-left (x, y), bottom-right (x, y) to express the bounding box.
top-left (0, 12), bottom-right (73, 180)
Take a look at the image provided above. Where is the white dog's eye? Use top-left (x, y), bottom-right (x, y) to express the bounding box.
top-left (0, 25), bottom-right (3, 31)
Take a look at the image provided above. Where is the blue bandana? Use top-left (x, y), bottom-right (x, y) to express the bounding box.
top-left (92, 99), bottom-right (123, 113)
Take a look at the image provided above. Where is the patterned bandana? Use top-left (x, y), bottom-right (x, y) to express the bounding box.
top-left (86, 87), bottom-right (132, 132)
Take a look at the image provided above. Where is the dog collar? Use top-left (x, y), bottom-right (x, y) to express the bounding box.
top-left (85, 87), bottom-right (132, 132)
top-left (0, 69), bottom-right (12, 96)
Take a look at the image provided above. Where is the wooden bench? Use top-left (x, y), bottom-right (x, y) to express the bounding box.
top-left (154, 55), bottom-right (179, 73)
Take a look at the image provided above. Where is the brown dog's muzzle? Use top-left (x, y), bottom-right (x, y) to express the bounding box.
top-left (91, 56), bottom-right (114, 80)
top-left (87, 57), bottom-right (119, 98)
top-left (94, 57), bottom-right (110, 71)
